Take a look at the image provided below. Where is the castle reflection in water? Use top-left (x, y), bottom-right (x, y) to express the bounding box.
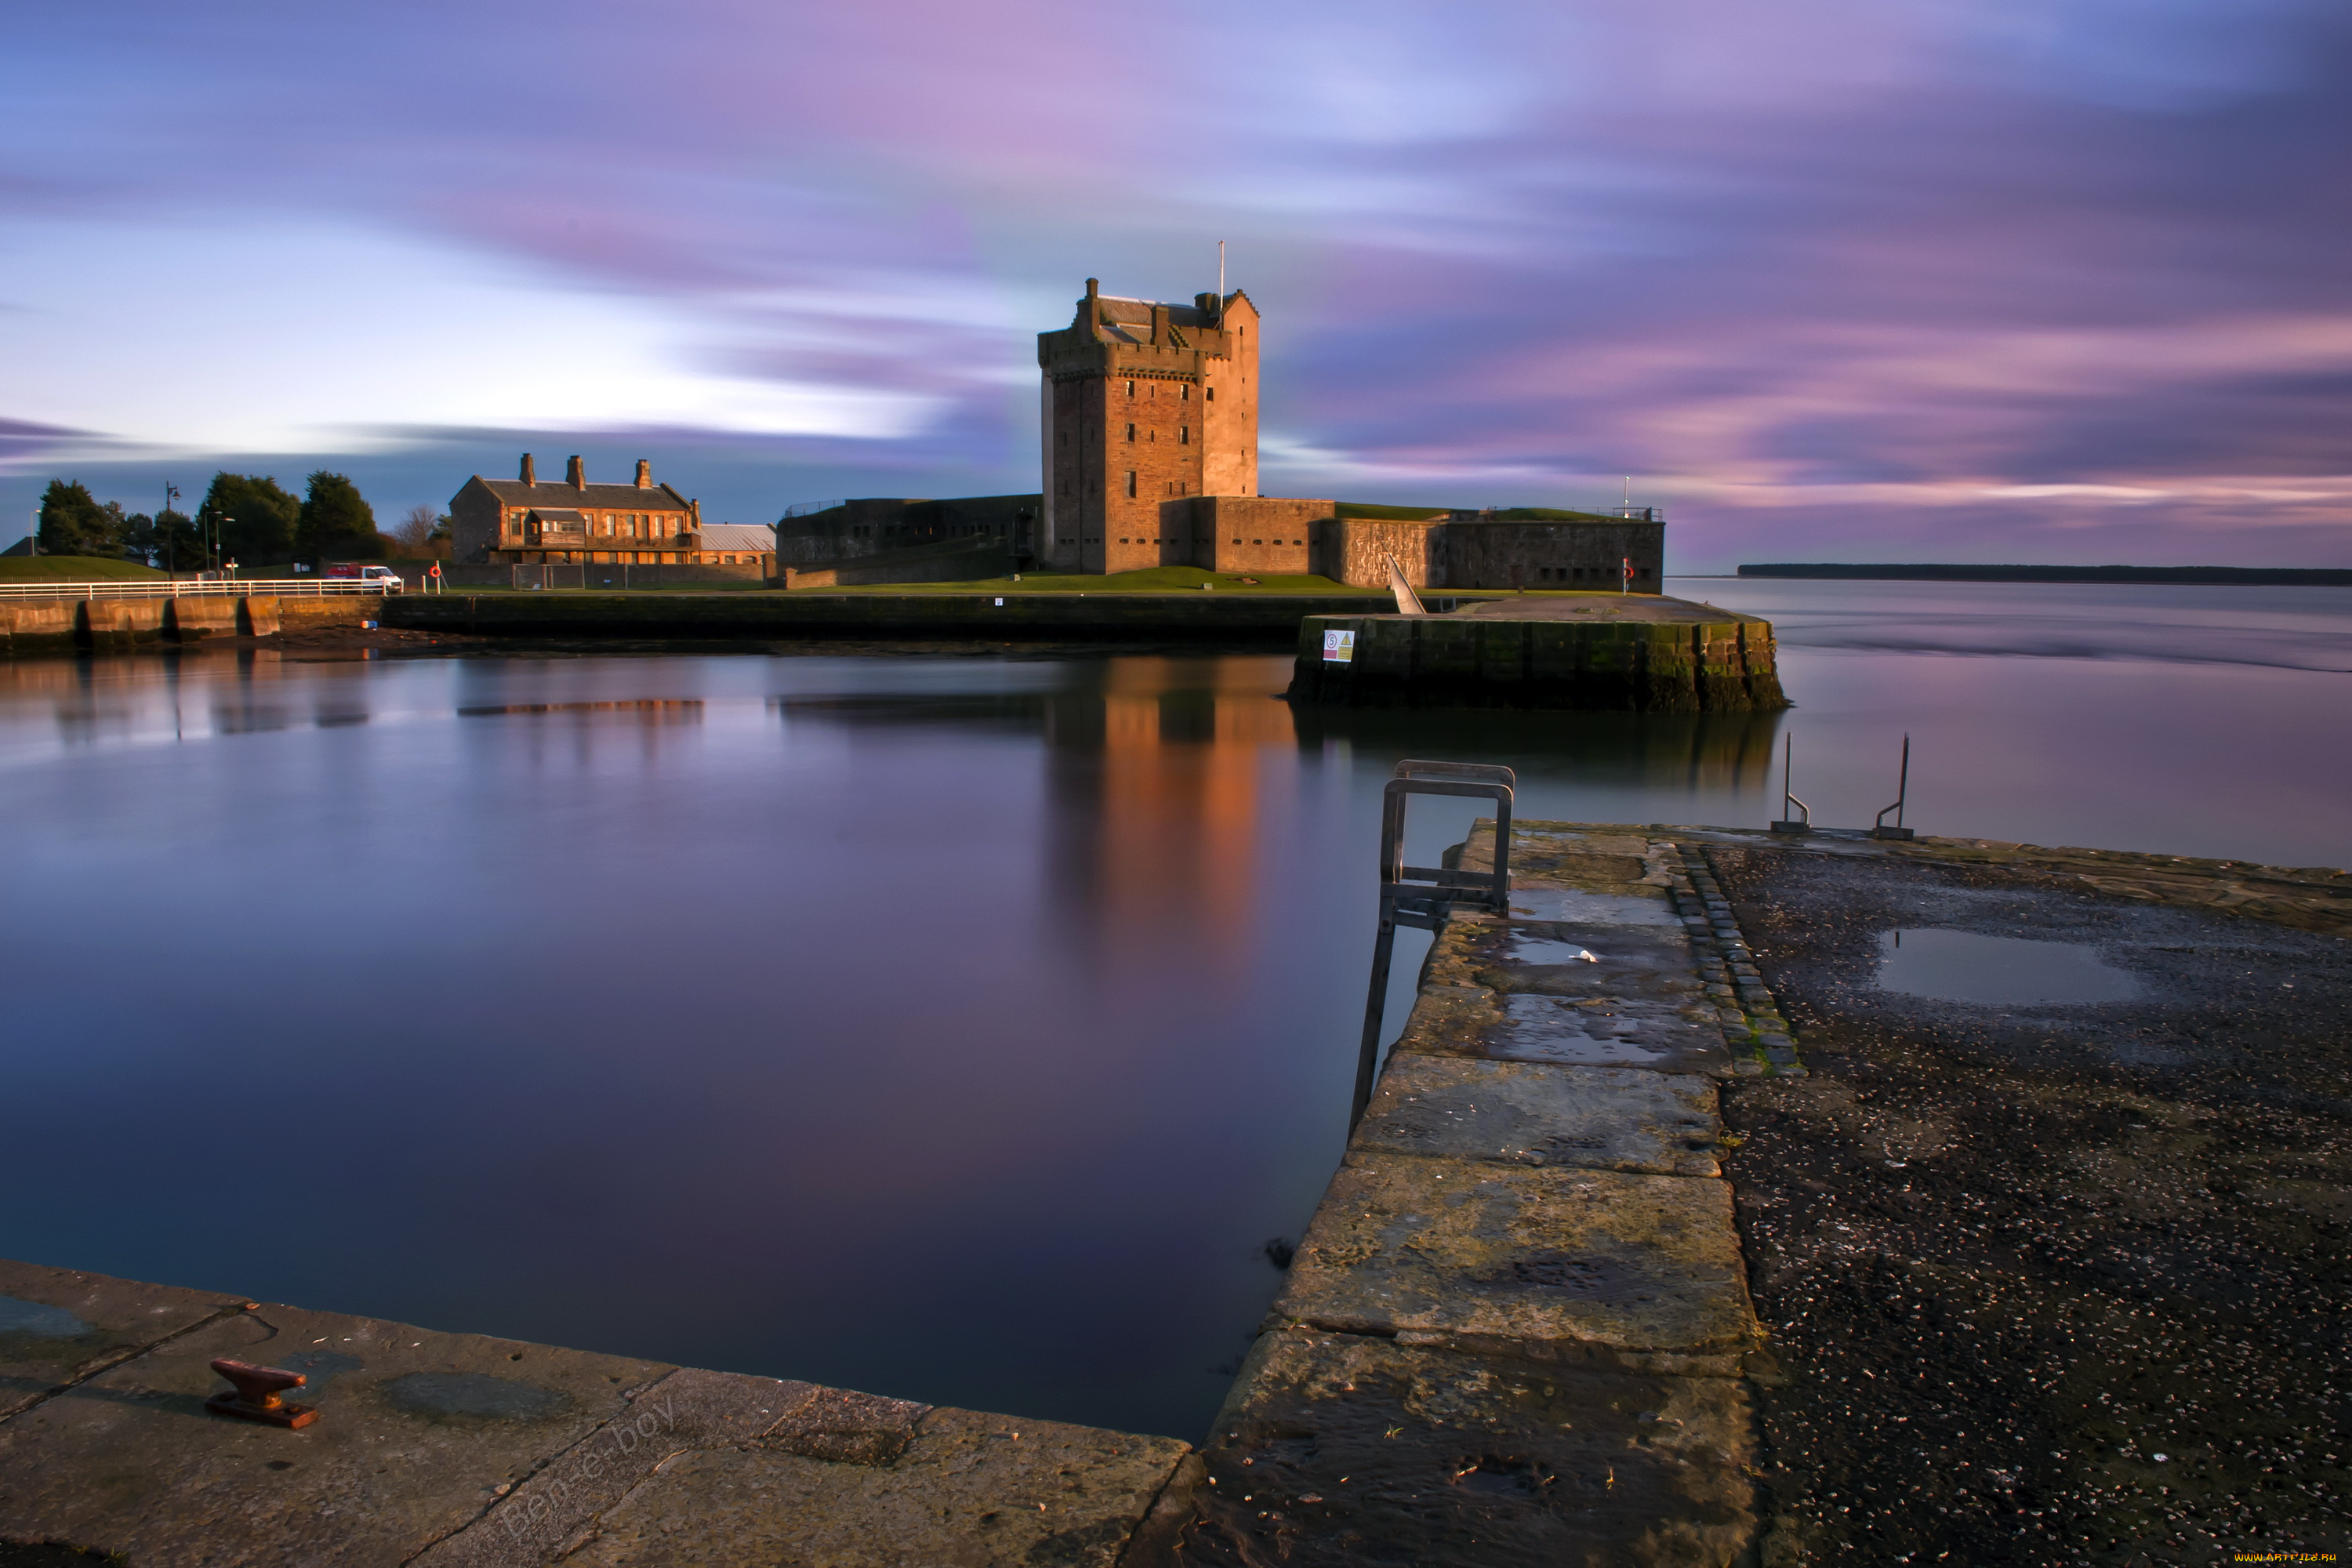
top-left (778, 653), bottom-right (1782, 977)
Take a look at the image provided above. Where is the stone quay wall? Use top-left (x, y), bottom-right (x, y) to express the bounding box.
top-left (0, 594), bottom-right (382, 653)
top-left (1286, 612), bottom-right (1791, 711)
top-left (386, 591), bottom-right (1395, 641)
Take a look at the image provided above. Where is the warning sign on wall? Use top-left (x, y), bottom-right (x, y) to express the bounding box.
top-left (1322, 629), bottom-right (1356, 662)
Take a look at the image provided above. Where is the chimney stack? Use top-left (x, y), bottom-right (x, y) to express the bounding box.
top-left (566, 456), bottom-right (586, 488)
top-left (520, 453), bottom-right (536, 485)
top-left (635, 459), bottom-right (652, 489)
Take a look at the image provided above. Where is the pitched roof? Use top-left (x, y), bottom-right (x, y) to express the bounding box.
top-left (472, 478), bottom-right (693, 512)
top-left (697, 523), bottom-right (776, 553)
top-left (1095, 296), bottom-right (1218, 329)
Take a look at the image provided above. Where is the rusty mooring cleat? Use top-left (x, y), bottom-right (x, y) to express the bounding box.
top-left (206, 1358), bottom-right (318, 1428)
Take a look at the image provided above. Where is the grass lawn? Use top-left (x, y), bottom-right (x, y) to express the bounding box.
top-left (0, 555), bottom-right (168, 583)
top-left (822, 565), bottom-right (1381, 595)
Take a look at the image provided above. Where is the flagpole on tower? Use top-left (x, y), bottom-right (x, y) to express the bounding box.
top-left (1218, 240), bottom-right (1226, 298)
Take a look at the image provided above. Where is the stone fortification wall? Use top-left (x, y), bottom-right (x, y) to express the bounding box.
top-left (1288, 612), bottom-right (1788, 711)
top-left (1312, 516), bottom-right (1445, 588)
top-left (1441, 517), bottom-right (1665, 591)
top-left (775, 496), bottom-right (1040, 566)
top-left (1185, 495), bottom-right (1331, 575)
top-left (783, 538), bottom-right (1012, 589)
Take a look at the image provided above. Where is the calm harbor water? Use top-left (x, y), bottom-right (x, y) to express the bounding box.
top-left (2, 579), bottom-right (2347, 1439)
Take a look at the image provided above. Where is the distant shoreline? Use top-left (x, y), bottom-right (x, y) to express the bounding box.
top-left (1734, 563), bottom-right (2352, 586)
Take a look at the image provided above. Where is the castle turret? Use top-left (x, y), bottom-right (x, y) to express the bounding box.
top-left (1036, 279), bottom-right (1258, 575)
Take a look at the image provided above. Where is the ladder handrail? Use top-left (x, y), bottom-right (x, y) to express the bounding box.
top-left (1355, 760), bottom-right (1516, 1128)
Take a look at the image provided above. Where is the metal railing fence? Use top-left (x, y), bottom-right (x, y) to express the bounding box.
top-left (0, 579), bottom-right (393, 601)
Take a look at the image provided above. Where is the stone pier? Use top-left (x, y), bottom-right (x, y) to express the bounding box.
top-left (1159, 823), bottom-right (1799, 1566)
top-left (1286, 597), bottom-right (1789, 712)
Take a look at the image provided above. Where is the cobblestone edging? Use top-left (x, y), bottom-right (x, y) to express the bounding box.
top-left (1667, 844), bottom-right (1806, 1079)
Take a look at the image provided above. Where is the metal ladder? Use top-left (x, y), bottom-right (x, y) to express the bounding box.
top-left (1352, 760), bottom-right (1516, 1129)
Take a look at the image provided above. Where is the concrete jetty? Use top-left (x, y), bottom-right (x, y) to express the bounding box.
top-left (0, 1258), bottom-right (1192, 1566)
top-left (1286, 596), bottom-right (1789, 712)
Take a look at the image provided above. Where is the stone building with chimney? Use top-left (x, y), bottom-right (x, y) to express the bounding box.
top-left (449, 456), bottom-right (771, 571)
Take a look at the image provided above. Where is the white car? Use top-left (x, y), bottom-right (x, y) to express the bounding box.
top-left (326, 564), bottom-right (405, 591)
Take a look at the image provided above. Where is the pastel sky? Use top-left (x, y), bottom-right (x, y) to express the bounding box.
top-left (5, 0), bottom-right (2347, 568)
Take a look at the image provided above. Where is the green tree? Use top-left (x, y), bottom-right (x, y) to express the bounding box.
top-left (97, 502), bottom-right (140, 561)
top-left (120, 511), bottom-right (158, 564)
top-left (299, 470), bottom-right (384, 561)
top-left (197, 473), bottom-right (300, 566)
top-left (151, 508), bottom-right (200, 572)
top-left (37, 480), bottom-right (116, 557)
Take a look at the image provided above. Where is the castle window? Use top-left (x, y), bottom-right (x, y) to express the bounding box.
top-left (1125, 472), bottom-right (1138, 498)
top-left (1181, 385), bottom-right (1190, 400)
top-left (1205, 387), bottom-right (1214, 401)
top-left (1126, 380), bottom-right (1135, 397)
top-left (1179, 426), bottom-right (1189, 445)
top-left (1125, 423), bottom-right (1135, 441)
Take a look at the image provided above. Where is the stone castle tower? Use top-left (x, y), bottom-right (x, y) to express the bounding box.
top-left (1036, 279), bottom-right (1259, 574)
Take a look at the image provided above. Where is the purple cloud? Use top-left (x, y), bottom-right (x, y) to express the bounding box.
top-left (3, 0), bottom-right (2347, 565)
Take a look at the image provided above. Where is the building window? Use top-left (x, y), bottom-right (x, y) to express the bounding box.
top-left (1119, 538), bottom-right (1129, 545)
top-left (1179, 426), bottom-right (1189, 444)
top-left (1205, 387), bottom-right (1214, 401)
top-left (1125, 472), bottom-right (1138, 498)
top-left (1181, 384), bottom-right (1190, 401)
top-left (1125, 423), bottom-right (1136, 441)
top-left (1126, 380), bottom-right (1135, 397)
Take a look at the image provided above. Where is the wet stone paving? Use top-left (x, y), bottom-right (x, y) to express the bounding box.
top-left (1706, 835), bottom-right (2350, 1564)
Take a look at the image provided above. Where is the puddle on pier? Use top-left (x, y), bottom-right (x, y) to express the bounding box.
top-left (1506, 889), bottom-right (1680, 927)
top-left (1501, 935), bottom-right (1602, 966)
top-left (1875, 928), bottom-right (2141, 1005)
top-left (1490, 995), bottom-right (1672, 1064)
